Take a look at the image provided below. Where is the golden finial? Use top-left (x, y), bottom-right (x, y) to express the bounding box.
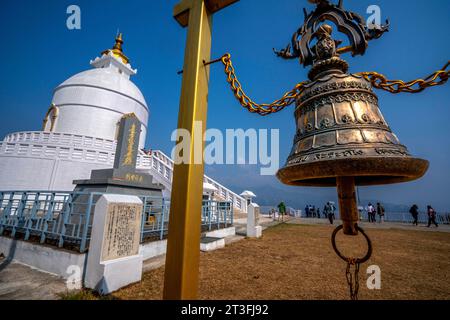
top-left (102, 32), bottom-right (129, 64)
top-left (113, 33), bottom-right (123, 50)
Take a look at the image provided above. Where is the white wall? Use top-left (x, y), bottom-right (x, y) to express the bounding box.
top-left (0, 226), bottom-right (237, 279)
top-left (0, 156), bottom-right (109, 191)
top-left (52, 86), bottom-right (148, 149)
top-left (0, 236), bottom-right (87, 279)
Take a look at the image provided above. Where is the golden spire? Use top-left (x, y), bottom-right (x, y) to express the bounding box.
top-left (101, 33), bottom-right (130, 64)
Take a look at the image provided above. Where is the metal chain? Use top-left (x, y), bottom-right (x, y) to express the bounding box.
top-left (220, 54), bottom-right (309, 116)
top-left (358, 61), bottom-right (450, 94)
top-left (218, 53), bottom-right (449, 114)
top-left (332, 225), bottom-right (371, 300)
top-left (345, 258), bottom-right (361, 300)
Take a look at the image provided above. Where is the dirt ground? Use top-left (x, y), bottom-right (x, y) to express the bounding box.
top-left (111, 223), bottom-right (450, 300)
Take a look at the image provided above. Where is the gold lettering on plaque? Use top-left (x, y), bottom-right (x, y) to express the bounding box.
top-left (122, 123), bottom-right (136, 166)
top-left (254, 206), bottom-right (260, 225)
top-left (125, 173), bottom-right (143, 183)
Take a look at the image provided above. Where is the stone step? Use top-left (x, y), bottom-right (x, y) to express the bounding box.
top-left (142, 254), bottom-right (166, 272)
top-left (200, 237), bottom-right (225, 252)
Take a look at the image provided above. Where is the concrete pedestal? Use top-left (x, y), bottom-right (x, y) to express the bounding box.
top-left (73, 168), bottom-right (164, 199)
top-left (247, 225), bottom-right (262, 238)
top-left (84, 194), bottom-right (143, 295)
top-left (200, 237), bottom-right (225, 252)
top-left (247, 203), bottom-right (262, 238)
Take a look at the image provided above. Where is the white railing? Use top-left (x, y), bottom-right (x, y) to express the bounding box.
top-left (3, 131), bottom-right (116, 151)
top-left (149, 150), bottom-right (247, 213)
top-left (151, 150), bottom-right (174, 167)
top-left (1, 132), bottom-right (247, 213)
top-left (137, 151), bottom-right (173, 191)
top-left (0, 141), bottom-right (115, 165)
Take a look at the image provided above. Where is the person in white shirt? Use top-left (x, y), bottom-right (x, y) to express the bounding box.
top-left (367, 203), bottom-right (375, 223)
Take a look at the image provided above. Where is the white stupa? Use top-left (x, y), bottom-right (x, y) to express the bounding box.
top-left (0, 34), bottom-right (249, 214)
top-left (50, 33), bottom-right (148, 148)
top-left (0, 34), bottom-right (148, 191)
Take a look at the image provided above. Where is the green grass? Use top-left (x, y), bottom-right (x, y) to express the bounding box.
top-left (58, 289), bottom-right (117, 300)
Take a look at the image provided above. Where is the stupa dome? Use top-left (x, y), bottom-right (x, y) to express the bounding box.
top-left (48, 33), bottom-right (149, 148)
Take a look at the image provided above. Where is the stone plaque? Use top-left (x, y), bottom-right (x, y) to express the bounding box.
top-left (101, 202), bottom-right (142, 262)
top-left (254, 206), bottom-right (260, 225)
top-left (114, 113), bottom-right (141, 170)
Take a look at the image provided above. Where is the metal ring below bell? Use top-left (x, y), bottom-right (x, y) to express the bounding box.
top-left (331, 225), bottom-right (372, 264)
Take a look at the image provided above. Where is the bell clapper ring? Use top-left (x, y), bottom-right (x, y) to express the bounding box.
top-left (331, 224), bottom-right (373, 300)
top-left (331, 224), bottom-right (373, 264)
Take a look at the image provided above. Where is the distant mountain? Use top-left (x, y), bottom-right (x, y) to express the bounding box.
top-left (227, 182), bottom-right (411, 213)
top-left (225, 180), bottom-right (339, 210)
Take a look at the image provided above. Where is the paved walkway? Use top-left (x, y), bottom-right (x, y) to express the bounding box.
top-left (234, 215), bottom-right (288, 235)
top-left (0, 257), bottom-right (67, 300)
top-left (286, 217), bottom-right (450, 233)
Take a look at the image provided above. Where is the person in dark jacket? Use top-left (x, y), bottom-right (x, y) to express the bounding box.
top-left (409, 204), bottom-right (419, 226)
top-left (323, 202), bottom-right (335, 225)
top-left (376, 202), bottom-right (385, 223)
top-left (278, 201), bottom-right (286, 222)
top-left (427, 205), bottom-right (438, 228)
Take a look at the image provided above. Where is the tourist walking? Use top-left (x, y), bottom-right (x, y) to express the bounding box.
top-left (324, 202), bottom-right (335, 225)
top-left (305, 205), bottom-right (309, 218)
top-left (377, 202), bottom-right (385, 223)
top-left (427, 205), bottom-right (438, 228)
top-left (278, 201), bottom-right (287, 222)
top-left (270, 208), bottom-right (275, 219)
top-left (409, 204), bottom-right (419, 226)
top-left (367, 203), bottom-right (376, 222)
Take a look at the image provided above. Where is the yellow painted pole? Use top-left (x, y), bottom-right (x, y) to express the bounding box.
top-left (164, 0), bottom-right (238, 301)
top-left (163, 0), bottom-right (211, 300)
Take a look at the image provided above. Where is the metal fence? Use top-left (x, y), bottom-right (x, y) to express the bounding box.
top-left (0, 191), bottom-right (233, 253)
top-left (202, 200), bottom-right (233, 231)
top-left (139, 199), bottom-right (233, 243)
top-left (358, 211), bottom-right (450, 224)
top-left (260, 204), bottom-right (449, 225)
top-left (260, 206), bottom-right (302, 217)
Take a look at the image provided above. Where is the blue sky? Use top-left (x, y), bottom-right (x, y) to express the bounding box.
top-left (0, 0), bottom-right (449, 211)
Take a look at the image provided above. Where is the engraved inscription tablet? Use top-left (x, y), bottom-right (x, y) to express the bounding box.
top-left (101, 202), bottom-right (142, 262)
top-left (254, 206), bottom-right (260, 225)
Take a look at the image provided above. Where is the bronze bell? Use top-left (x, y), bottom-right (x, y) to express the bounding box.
top-left (275, 5), bottom-right (429, 236)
